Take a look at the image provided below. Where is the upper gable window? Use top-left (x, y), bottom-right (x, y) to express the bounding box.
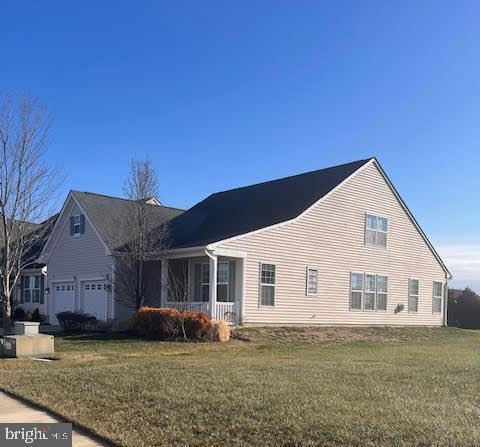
top-left (70, 214), bottom-right (85, 236)
top-left (365, 214), bottom-right (388, 247)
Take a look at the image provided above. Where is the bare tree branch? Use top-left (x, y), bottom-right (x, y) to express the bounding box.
top-left (0, 92), bottom-right (62, 331)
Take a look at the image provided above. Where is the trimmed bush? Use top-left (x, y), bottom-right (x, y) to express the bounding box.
top-left (132, 307), bottom-right (211, 340)
top-left (12, 307), bottom-right (26, 321)
top-left (204, 320), bottom-right (231, 342)
top-left (31, 308), bottom-right (45, 323)
top-left (182, 311), bottom-right (210, 339)
top-left (56, 311), bottom-right (97, 332)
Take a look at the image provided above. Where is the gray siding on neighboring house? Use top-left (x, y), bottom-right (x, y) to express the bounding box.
top-left (217, 162), bottom-right (447, 326)
top-left (44, 198), bottom-right (114, 319)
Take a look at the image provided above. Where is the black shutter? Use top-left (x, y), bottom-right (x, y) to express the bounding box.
top-left (80, 214), bottom-right (85, 234)
top-left (70, 216), bottom-right (74, 235)
top-left (40, 275), bottom-right (45, 304)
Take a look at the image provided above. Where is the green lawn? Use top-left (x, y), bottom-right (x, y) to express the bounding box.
top-left (1, 327), bottom-right (480, 446)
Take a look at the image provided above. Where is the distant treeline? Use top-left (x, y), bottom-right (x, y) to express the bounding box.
top-left (448, 288), bottom-right (480, 329)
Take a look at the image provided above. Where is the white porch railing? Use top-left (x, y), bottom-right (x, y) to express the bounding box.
top-left (166, 301), bottom-right (209, 314)
top-left (164, 301), bottom-right (239, 325)
top-left (215, 302), bottom-right (238, 325)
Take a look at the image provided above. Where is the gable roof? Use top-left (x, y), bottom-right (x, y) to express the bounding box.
top-left (22, 214), bottom-right (59, 268)
top-left (72, 191), bottom-right (184, 252)
top-left (167, 158), bottom-right (372, 249)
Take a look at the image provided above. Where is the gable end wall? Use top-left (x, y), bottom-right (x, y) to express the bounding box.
top-left (217, 162), bottom-right (446, 326)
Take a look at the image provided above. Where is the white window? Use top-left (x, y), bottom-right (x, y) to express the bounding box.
top-left (409, 279), bottom-right (419, 312)
top-left (217, 262), bottom-right (230, 302)
top-left (306, 267), bottom-right (319, 295)
top-left (350, 273), bottom-right (388, 311)
top-left (201, 263), bottom-right (210, 302)
top-left (72, 214), bottom-right (81, 235)
top-left (365, 214), bottom-right (388, 247)
top-left (376, 276), bottom-right (388, 311)
top-left (433, 282), bottom-right (443, 313)
top-left (260, 263), bottom-right (276, 306)
top-left (350, 273), bottom-right (364, 310)
top-left (23, 275), bottom-right (41, 303)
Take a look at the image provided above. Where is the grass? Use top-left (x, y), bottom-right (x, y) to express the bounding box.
top-left (1, 327), bottom-right (480, 446)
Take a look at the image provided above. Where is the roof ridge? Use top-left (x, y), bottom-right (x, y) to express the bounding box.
top-left (71, 190), bottom-right (184, 211)
top-left (211, 158), bottom-right (373, 196)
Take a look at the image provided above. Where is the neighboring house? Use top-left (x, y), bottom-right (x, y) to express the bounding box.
top-left (36, 157), bottom-right (451, 327)
top-left (37, 192), bottom-right (183, 324)
top-left (163, 157), bottom-right (451, 326)
top-left (13, 214), bottom-right (58, 317)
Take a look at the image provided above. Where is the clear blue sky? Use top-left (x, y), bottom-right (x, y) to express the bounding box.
top-left (2, 1), bottom-right (479, 289)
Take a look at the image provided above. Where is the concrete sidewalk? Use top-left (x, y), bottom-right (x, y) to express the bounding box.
top-left (0, 391), bottom-right (108, 446)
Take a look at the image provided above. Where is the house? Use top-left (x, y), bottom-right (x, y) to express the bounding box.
top-left (37, 192), bottom-right (183, 324)
top-left (162, 157), bottom-right (451, 326)
top-left (37, 157), bottom-right (451, 326)
top-left (13, 214), bottom-right (58, 318)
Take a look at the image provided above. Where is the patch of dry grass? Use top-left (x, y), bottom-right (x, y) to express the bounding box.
top-left (1, 327), bottom-right (479, 447)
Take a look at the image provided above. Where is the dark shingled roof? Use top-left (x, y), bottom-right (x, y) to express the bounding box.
top-left (168, 158), bottom-right (372, 249)
top-left (73, 191), bottom-right (184, 251)
top-left (23, 214), bottom-right (59, 268)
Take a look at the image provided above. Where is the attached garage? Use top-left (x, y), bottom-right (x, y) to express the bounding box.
top-left (81, 280), bottom-right (108, 321)
top-left (51, 282), bottom-right (75, 324)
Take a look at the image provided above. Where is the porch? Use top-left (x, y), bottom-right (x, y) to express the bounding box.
top-left (160, 248), bottom-right (245, 325)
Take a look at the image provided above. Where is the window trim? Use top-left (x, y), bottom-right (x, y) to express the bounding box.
top-left (350, 271), bottom-right (365, 311)
top-left (259, 262), bottom-right (276, 307)
top-left (408, 278), bottom-right (419, 313)
top-left (23, 275), bottom-right (41, 304)
top-left (432, 281), bottom-right (443, 314)
top-left (306, 266), bottom-right (319, 296)
top-left (350, 272), bottom-right (388, 312)
top-left (364, 213), bottom-right (388, 248)
top-left (72, 214), bottom-right (81, 236)
top-left (217, 261), bottom-right (230, 303)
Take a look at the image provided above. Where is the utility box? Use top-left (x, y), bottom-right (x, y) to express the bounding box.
top-left (14, 321), bottom-right (40, 335)
top-left (3, 334), bottom-right (54, 358)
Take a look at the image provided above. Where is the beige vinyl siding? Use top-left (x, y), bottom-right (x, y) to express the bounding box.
top-left (46, 199), bottom-right (114, 320)
top-left (217, 162), bottom-right (446, 326)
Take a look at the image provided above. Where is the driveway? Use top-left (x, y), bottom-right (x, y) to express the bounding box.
top-left (0, 391), bottom-right (107, 446)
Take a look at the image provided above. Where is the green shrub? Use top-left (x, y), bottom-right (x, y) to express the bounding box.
top-left (56, 311), bottom-right (97, 331)
top-left (132, 307), bottom-right (211, 340)
top-left (31, 308), bottom-right (45, 323)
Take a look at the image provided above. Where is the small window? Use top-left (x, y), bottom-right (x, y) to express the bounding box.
top-left (364, 274), bottom-right (376, 311)
top-left (260, 263), bottom-right (276, 306)
top-left (217, 262), bottom-right (230, 302)
top-left (56, 286), bottom-right (60, 291)
top-left (409, 279), bottom-right (419, 312)
top-left (23, 275), bottom-right (41, 303)
top-left (433, 282), bottom-right (443, 313)
top-left (61, 285), bottom-right (65, 291)
top-left (201, 264), bottom-right (209, 302)
top-left (306, 267), bottom-right (318, 295)
top-left (72, 215), bottom-right (81, 235)
top-left (377, 276), bottom-right (388, 311)
top-left (365, 214), bottom-right (388, 247)
top-left (350, 273), bottom-right (364, 310)
top-left (85, 284), bottom-right (90, 290)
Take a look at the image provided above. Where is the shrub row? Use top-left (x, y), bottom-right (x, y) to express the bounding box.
top-left (132, 307), bottom-right (211, 340)
top-left (13, 307), bottom-right (45, 323)
top-left (56, 311), bottom-right (97, 331)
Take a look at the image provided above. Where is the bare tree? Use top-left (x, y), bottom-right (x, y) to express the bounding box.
top-left (0, 93), bottom-right (59, 331)
top-left (114, 159), bottom-right (169, 310)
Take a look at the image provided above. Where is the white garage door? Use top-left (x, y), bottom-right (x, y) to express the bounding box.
top-left (82, 281), bottom-right (107, 321)
top-left (52, 282), bottom-right (75, 324)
